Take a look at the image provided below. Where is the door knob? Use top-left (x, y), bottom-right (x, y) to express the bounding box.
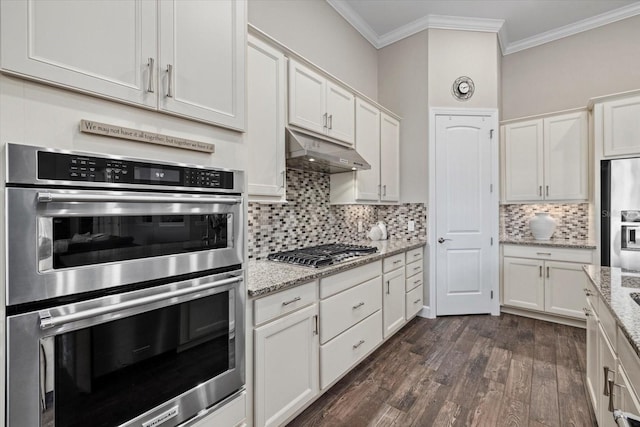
top-left (438, 237), bottom-right (452, 244)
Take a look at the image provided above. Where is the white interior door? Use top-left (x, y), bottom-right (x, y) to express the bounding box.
top-left (435, 114), bottom-right (495, 315)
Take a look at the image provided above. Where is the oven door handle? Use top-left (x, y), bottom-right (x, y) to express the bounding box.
top-left (39, 275), bottom-right (243, 330)
top-left (36, 192), bottom-right (242, 205)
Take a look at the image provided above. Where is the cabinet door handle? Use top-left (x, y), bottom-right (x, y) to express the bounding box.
top-left (539, 266), bottom-right (542, 277)
top-left (413, 298), bottom-right (421, 304)
top-left (546, 185), bottom-right (549, 196)
top-left (383, 185), bottom-right (387, 196)
top-left (147, 57), bottom-right (155, 93)
top-left (378, 184), bottom-right (381, 196)
top-left (353, 339), bottom-right (365, 349)
top-left (323, 113), bottom-right (328, 128)
top-left (280, 170), bottom-right (286, 189)
top-left (546, 266), bottom-right (550, 278)
top-left (166, 64), bottom-right (174, 98)
top-left (536, 252), bottom-right (552, 256)
top-left (282, 296), bottom-right (301, 306)
top-left (539, 185), bottom-right (542, 196)
top-left (352, 302), bottom-right (365, 310)
top-left (386, 281), bottom-right (390, 295)
top-left (328, 114), bottom-right (333, 129)
top-left (313, 315), bottom-right (318, 336)
top-left (604, 366), bottom-right (616, 395)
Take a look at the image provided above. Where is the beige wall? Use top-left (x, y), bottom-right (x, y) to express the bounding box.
top-left (428, 29), bottom-right (500, 108)
top-left (502, 15), bottom-right (640, 121)
top-left (378, 31), bottom-right (429, 204)
top-left (248, 0), bottom-right (378, 100)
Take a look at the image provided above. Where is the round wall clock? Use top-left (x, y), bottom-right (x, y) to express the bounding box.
top-left (452, 76), bottom-right (475, 101)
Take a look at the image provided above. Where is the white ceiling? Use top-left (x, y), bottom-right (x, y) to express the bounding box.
top-left (326, 0), bottom-right (640, 54)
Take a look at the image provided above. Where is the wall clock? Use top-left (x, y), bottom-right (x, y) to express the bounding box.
top-left (452, 76), bottom-right (475, 101)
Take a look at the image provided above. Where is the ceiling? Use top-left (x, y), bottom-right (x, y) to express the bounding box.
top-left (326, 0), bottom-right (640, 54)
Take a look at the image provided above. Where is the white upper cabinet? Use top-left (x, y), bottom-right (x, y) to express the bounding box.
top-left (158, 0), bottom-right (246, 129)
top-left (247, 35), bottom-right (286, 202)
top-left (380, 112), bottom-right (400, 202)
top-left (288, 59), bottom-right (354, 145)
top-left (354, 98), bottom-right (381, 201)
top-left (0, 0), bottom-right (246, 131)
top-left (601, 95), bottom-right (640, 157)
top-left (0, 0), bottom-right (157, 108)
top-left (502, 111), bottom-right (588, 203)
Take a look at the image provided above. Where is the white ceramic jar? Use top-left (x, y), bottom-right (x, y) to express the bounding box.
top-left (529, 212), bottom-right (557, 240)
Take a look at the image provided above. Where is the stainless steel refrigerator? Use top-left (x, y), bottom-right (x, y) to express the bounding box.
top-left (602, 158), bottom-right (640, 269)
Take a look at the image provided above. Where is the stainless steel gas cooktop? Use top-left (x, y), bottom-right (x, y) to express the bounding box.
top-left (267, 243), bottom-right (378, 268)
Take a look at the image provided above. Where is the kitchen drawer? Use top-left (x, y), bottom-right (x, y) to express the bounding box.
top-left (320, 261), bottom-right (382, 299)
top-left (320, 310), bottom-right (382, 389)
top-left (599, 299), bottom-right (617, 349)
top-left (254, 281), bottom-right (317, 326)
top-left (405, 285), bottom-right (423, 320)
top-left (502, 244), bottom-right (593, 264)
top-left (405, 259), bottom-right (423, 279)
top-left (383, 253), bottom-right (405, 273)
top-left (319, 276), bottom-right (382, 344)
top-left (187, 390), bottom-right (246, 427)
top-left (618, 327), bottom-right (640, 398)
top-left (406, 274), bottom-right (423, 292)
top-left (406, 247), bottom-right (423, 263)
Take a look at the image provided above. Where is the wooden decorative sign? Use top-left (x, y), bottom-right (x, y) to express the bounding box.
top-left (80, 120), bottom-right (215, 153)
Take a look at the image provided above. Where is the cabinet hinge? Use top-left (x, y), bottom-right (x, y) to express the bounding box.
top-left (490, 129), bottom-right (494, 139)
top-left (491, 290), bottom-right (494, 299)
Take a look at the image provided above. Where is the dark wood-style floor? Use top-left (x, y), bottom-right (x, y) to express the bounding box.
top-left (287, 314), bottom-right (596, 427)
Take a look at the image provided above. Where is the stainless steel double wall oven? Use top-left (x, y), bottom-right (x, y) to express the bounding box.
top-left (5, 143), bottom-right (245, 427)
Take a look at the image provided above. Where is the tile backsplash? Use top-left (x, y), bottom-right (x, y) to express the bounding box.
top-left (500, 203), bottom-right (589, 240)
top-left (248, 169), bottom-right (427, 260)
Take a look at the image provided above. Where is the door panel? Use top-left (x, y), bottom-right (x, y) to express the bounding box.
top-left (544, 260), bottom-right (587, 319)
top-left (288, 60), bottom-right (326, 135)
top-left (503, 257), bottom-right (544, 311)
top-left (355, 98), bottom-right (381, 201)
top-left (504, 119), bottom-right (544, 201)
top-left (436, 115), bottom-right (494, 315)
top-left (326, 81), bottom-right (355, 144)
top-left (380, 113), bottom-right (400, 202)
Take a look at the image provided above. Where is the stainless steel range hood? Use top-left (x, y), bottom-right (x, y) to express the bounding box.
top-left (286, 128), bottom-right (371, 174)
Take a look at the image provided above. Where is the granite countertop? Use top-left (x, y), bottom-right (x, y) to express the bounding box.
top-left (247, 239), bottom-right (427, 298)
top-left (500, 236), bottom-right (596, 249)
top-left (583, 265), bottom-right (640, 357)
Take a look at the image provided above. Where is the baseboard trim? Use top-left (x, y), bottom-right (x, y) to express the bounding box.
top-left (417, 305), bottom-right (434, 319)
top-left (501, 306), bottom-right (586, 328)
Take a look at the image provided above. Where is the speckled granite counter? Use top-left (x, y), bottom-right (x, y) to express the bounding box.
top-left (248, 239), bottom-right (427, 298)
top-left (584, 265), bottom-right (640, 357)
top-left (501, 236), bottom-right (596, 249)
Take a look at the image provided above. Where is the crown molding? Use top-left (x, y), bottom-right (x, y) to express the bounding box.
top-left (326, 1), bottom-right (640, 55)
top-left (501, 2), bottom-right (640, 55)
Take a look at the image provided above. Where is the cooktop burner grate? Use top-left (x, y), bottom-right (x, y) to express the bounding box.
top-left (267, 243), bottom-right (378, 268)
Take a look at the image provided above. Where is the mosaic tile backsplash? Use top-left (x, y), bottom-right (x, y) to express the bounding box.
top-left (248, 169), bottom-right (427, 260)
top-left (500, 203), bottom-right (589, 240)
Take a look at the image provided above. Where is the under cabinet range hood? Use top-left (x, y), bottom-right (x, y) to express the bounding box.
top-left (286, 128), bottom-right (371, 174)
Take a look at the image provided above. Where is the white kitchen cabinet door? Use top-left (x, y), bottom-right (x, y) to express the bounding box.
top-left (383, 268), bottom-right (406, 338)
top-left (603, 95), bottom-right (640, 157)
top-left (355, 98), bottom-right (381, 201)
top-left (502, 257), bottom-right (544, 311)
top-left (247, 36), bottom-right (286, 202)
top-left (380, 112), bottom-right (400, 202)
top-left (254, 304), bottom-right (319, 427)
top-left (288, 60), bottom-right (327, 135)
top-left (0, 0), bottom-right (157, 108)
top-left (543, 111), bottom-right (588, 201)
top-left (503, 119), bottom-right (544, 202)
top-left (326, 81), bottom-right (355, 144)
top-left (544, 260), bottom-right (587, 319)
top-left (599, 323), bottom-right (618, 427)
top-left (619, 366), bottom-right (640, 419)
top-left (158, 0), bottom-right (246, 130)
top-left (586, 300), bottom-right (600, 417)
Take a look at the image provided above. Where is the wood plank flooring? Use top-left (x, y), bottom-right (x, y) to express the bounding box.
top-left (287, 314), bottom-right (596, 427)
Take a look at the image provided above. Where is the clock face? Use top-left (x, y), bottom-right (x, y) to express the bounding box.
top-left (452, 76), bottom-right (474, 100)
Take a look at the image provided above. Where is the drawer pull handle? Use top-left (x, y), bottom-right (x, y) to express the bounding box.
top-left (352, 302), bottom-right (365, 310)
top-left (537, 252), bottom-right (552, 256)
top-left (282, 296), bottom-right (301, 306)
top-left (413, 266), bottom-right (421, 271)
top-left (414, 298), bottom-right (421, 304)
top-left (353, 339), bottom-right (365, 349)
top-left (584, 288), bottom-right (594, 296)
top-left (604, 366), bottom-right (616, 396)
top-left (393, 260), bottom-right (402, 265)
top-left (413, 253), bottom-right (421, 258)
top-left (414, 279), bottom-right (422, 285)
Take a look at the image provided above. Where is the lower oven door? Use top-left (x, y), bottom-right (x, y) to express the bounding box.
top-left (6, 270), bottom-right (245, 427)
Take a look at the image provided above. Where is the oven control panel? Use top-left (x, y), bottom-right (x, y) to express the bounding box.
top-left (37, 151), bottom-right (235, 189)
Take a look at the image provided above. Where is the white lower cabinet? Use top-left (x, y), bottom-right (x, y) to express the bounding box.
top-left (405, 248), bottom-right (424, 320)
top-left (599, 322), bottom-right (618, 427)
top-left (254, 303), bottom-right (319, 427)
top-left (502, 245), bottom-right (593, 321)
top-left (383, 266), bottom-right (406, 338)
top-left (585, 299), bottom-right (600, 415)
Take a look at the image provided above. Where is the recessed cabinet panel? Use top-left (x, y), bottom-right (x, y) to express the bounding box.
top-left (603, 96), bottom-right (640, 157)
top-left (247, 36), bottom-right (286, 201)
top-left (0, 0), bottom-right (157, 107)
top-left (288, 60), bottom-right (327, 135)
top-left (383, 268), bottom-right (405, 338)
top-left (326, 81), bottom-right (355, 144)
top-left (544, 261), bottom-right (587, 319)
top-left (380, 113), bottom-right (400, 202)
top-left (503, 257), bottom-right (544, 311)
top-left (504, 119), bottom-right (544, 201)
top-left (585, 300), bottom-right (599, 416)
top-left (355, 98), bottom-right (381, 201)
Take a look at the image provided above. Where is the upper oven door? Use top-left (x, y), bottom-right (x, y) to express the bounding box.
top-left (6, 187), bottom-right (243, 305)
